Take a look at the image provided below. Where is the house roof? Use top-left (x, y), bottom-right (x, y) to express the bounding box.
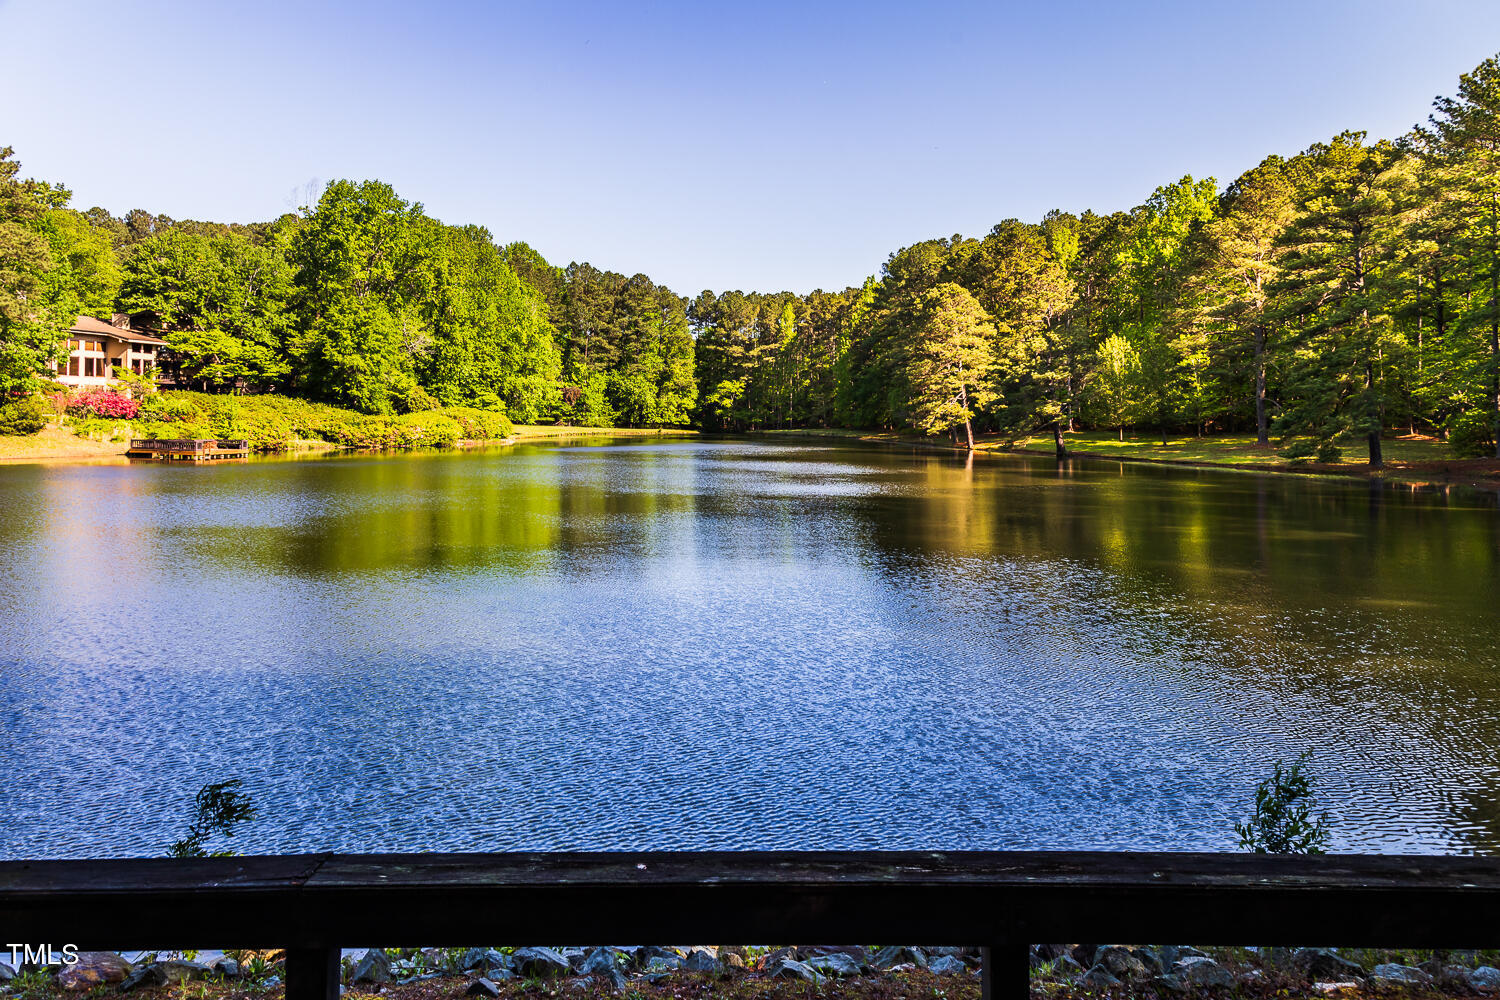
top-left (69, 315), bottom-right (169, 346)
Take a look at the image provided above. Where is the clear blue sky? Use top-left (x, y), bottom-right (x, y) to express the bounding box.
top-left (2, 0), bottom-right (1498, 294)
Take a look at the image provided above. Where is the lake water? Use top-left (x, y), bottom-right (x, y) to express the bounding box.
top-left (2, 438), bottom-right (1499, 859)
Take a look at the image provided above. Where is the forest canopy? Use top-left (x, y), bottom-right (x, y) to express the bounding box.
top-left (4, 54), bottom-right (1500, 463)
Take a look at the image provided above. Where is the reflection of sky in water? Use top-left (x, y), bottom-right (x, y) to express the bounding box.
top-left (0, 441), bottom-right (1498, 858)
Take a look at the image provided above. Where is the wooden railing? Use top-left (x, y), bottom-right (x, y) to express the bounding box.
top-left (4, 851), bottom-right (1499, 1000)
top-left (127, 439), bottom-right (249, 452)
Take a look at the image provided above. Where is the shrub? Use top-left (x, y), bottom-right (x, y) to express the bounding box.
top-left (0, 395), bottom-right (50, 435)
top-left (442, 407), bottom-right (514, 441)
top-left (1236, 755), bottom-right (1330, 854)
top-left (1279, 437), bottom-right (1341, 464)
top-left (400, 384), bottom-right (441, 413)
top-left (72, 417), bottom-right (138, 442)
top-left (1279, 438), bottom-right (1316, 464)
top-left (131, 419), bottom-right (213, 441)
top-left (53, 390), bottom-right (518, 453)
top-left (168, 780), bottom-right (256, 859)
top-left (138, 393), bottom-right (205, 423)
top-left (137, 392), bottom-right (357, 450)
top-left (396, 411), bottom-right (464, 447)
top-left (67, 389), bottom-right (140, 419)
top-left (1449, 410), bottom-right (1497, 459)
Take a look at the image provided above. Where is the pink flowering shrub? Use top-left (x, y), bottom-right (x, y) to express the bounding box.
top-left (67, 389), bottom-right (140, 419)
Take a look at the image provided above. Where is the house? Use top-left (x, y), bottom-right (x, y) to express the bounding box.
top-left (55, 315), bottom-right (168, 388)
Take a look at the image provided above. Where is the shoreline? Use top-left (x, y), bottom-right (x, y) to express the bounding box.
top-left (3, 419), bottom-right (1493, 491)
top-left (0, 425), bottom-right (697, 468)
top-left (755, 427), bottom-right (1500, 491)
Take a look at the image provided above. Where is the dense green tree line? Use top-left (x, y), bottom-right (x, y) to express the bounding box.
top-left (0, 166), bottom-right (693, 426)
top-left (4, 56), bottom-right (1500, 459)
top-left (692, 57), bottom-right (1500, 463)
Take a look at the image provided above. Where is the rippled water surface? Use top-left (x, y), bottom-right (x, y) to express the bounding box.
top-left (3, 438), bottom-right (1500, 858)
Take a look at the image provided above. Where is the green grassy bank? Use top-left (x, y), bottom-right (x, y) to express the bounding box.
top-left (760, 427), bottom-right (1500, 486)
top-left (0, 391), bottom-right (698, 463)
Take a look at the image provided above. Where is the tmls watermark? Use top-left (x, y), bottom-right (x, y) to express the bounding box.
top-left (5, 944), bottom-right (79, 967)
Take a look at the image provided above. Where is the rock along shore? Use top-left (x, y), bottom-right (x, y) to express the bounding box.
top-left (8, 943), bottom-right (1500, 999)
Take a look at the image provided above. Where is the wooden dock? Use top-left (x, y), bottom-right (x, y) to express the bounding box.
top-left (126, 438), bottom-right (250, 461)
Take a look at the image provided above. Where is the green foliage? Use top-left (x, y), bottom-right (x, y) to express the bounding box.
top-left (443, 406), bottom-right (514, 440)
top-left (0, 394), bottom-right (49, 435)
top-left (901, 282), bottom-right (996, 444)
top-left (0, 147), bottom-right (66, 395)
top-left (40, 208), bottom-right (122, 316)
top-left (289, 180), bottom-right (438, 412)
top-left (111, 364), bottom-right (159, 400)
top-left (1271, 133), bottom-right (1402, 466)
top-left (108, 390), bottom-right (516, 452)
top-left (1089, 334), bottom-right (1141, 434)
top-left (1278, 437), bottom-right (1342, 464)
top-left (401, 382), bottom-right (441, 413)
top-left (119, 225), bottom-right (294, 390)
top-left (554, 265), bottom-right (695, 427)
top-left (1235, 755), bottom-right (1331, 854)
top-left (168, 779), bottom-right (257, 858)
top-left (1448, 410), bottom-right (1497, 457)
top-left (137, 392), bottom-right (205, 423)
top-left (422, 225), bottom-right (561, 422)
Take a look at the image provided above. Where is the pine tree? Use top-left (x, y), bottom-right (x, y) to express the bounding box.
top-left (1423, 56), bottom-right (1500, 456)
top-left (1271, 134), bottom-right (1403, 466)
top-left (902, 282), bottom-right (996, 449)
top-left (1180, 156), bottom-right (1298, 444)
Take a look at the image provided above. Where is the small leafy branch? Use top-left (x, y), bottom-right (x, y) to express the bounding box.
top-left (168, 780), bottom-right (257, 858)
top-left (1236, 754), bottom-right (1331, 854)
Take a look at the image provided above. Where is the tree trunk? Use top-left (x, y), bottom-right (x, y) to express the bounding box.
top-left (1492, 201), bottom-right (1500, 459)
top-left (1254, 325), bottom-right (1268, 446)
top-left (964, 419), bottom-right (974, 451)
top-left (1367, 356), bottom-right (1383, 468)
top-left (1484, 193), bottom-right (1500, 458)
top-left (1118, 425), bottom-right (1123, 442)
top-left (1052, 422), bottom-right (1067, 459)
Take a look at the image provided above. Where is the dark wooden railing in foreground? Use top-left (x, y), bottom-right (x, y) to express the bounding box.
top-left (5, 851), bottom-right (1500, 1000)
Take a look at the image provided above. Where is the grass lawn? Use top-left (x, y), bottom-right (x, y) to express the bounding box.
top-left (0, 424), bottom-right (130, 462)
top-left (1011, 429), bottom-right (1452, 466)
top-left (763, 426), bottom-right (1499, 485)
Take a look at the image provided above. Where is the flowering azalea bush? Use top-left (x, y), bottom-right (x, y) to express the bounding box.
top-left (67, 389), bottom-right (140, 419)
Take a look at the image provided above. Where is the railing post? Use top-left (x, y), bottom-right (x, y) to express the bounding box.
top-left (285, 948), bottom-right (339, 1000)
top-left (981, 942), bottom-right (1029, 1000)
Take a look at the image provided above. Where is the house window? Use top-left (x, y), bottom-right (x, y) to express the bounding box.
top-left (66, 356), bottom-right (79, 377)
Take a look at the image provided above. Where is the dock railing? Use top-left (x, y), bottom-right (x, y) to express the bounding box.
top-left (4, 850), bottom-right (1498, 1000)
top-left (125, 439), bottom-right (251, 461)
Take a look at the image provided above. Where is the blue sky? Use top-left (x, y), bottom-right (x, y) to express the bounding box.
top-left (3, 0), bottom-right (1499, 294)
